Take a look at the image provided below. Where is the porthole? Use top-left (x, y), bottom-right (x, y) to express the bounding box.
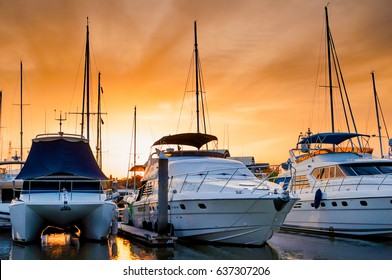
top-left (342, 201), bottom-right (348, 207)
top-left (360, 201), bottom-right (368, 206)
top-left (180, 204), bottom-right (186, 210)
top-left (198, 203), bottom-right (207, 209)
top-left (321, 202), bottom-right (326, 207)
top-left (332, 202), bottom-right (337, 207)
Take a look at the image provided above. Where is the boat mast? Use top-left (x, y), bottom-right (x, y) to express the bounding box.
top-left (133, 106), bottom-right (137, 190)
top-left (126, 106), bottom-right (137, 190)
top-left (371, 71), bottom-right (384, 157)
top-left (82, 17), bottom-right (90, 140)
top-left (20, 61), bottom-right (23, 161)
top-left (96, 71), bottom-right (102, 168)
top-left (194, 21), bottom-right (200, 134)
top-left (325, 6), bottom-right (334, 133)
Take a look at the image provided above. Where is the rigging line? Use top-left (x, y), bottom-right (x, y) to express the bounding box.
top-left (310, 17), bottom-right (327, 129)
top-left (198, 56), bottom-right (212, 135)
top-left (330, 47), bottom-right (351, 133)
top-left (330, 34), bottom-right (357, 133)
top-left (68, 43), bottom-right (85, 117)
top-left (176, 50), bottom-right (195, 134)
top-left (377, 94), bottom-right (390, 139)
top-left (197, 56), bottom-right (207, 134)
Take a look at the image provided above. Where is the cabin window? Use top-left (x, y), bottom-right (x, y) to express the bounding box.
top-left (312, 168), bottom-right (321, 179)
top-left (335, 166), bottom-right (345, 178)
top-left (312, 165), bottom-right (346, 180)
top-left (320, 202), bottom-right (326, 207)
top-left (329, 166), bottom-right (336, 179)
top-left (341, 201), bottom-right (348, 207)
top-left (351, 166), bottom-right (381, 176)
top-left (360, 201), bottom-right (368, 206)
top-left (180, 204), bottom-right (186, 210)
top-left (377, 165), bottom-right (392, 174)
top-left (198, 203), bottom-right (206, 209)
top-left (331, 202), bottom-right (337, 207)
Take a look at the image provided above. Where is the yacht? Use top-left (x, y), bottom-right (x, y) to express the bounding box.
top-left (278, 131), bottom-right (392, 237)
top-left (127, 132), bottom-right (298, 246)
top-left (0, 160), bottom-right (24, 227)
top-left (277, 6), bottom-right (392, 238)
top-left (9, 133), bottom-right (117, 243)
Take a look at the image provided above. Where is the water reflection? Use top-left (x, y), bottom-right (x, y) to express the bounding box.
top-left (2, 230), bottom-right (392, 260)
top-left (10, 233), bottom-right (112, 260)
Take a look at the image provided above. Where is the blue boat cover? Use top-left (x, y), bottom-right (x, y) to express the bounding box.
top-left (16, 136), bottom-right (107, 180)
top-left (298, 132), bottom-right (370, 145)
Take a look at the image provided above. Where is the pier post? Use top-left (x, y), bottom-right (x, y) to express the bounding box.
top-left (157, 152), bottom-right (168, 235)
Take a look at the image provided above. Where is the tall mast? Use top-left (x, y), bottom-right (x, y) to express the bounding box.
top-left (372, 71), bottom-right (383, 157)
top-left (82, 17), bottom-right (90, 140)
top-left (325, 6), bottom-right (334, 133)
top-left (20, 61), bottom-right (23, 161)
top-left (133, 106), bottom-right (137, 190)
top-left (0, 90), bottom-right (2, 160)
top-left (194, 21), bottom-right (200, 134)
top-left (96, 72), bottom-right (102, 168)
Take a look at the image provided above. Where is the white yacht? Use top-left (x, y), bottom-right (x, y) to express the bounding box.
top-left (0, 160), bottom-right (24, 227)
top-left (128, 132), bottom-right (298, 246)
top-left (277, 6), bottom-right (392, 238)
top-left (9, 133), bottom-right (117, 243)
top-left (278, 131), bottom-right (392, 237)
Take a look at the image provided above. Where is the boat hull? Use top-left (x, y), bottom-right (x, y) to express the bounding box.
top-left (131, 197), bottom-right (297, 246)
top-left (282, 192), bottom-right (392, 237)
top-left (0, 205), bottom-right (11, 228)
top-left (10, 198), bottom-right (116, 243)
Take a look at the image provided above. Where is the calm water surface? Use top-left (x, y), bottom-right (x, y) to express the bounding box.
top-left (1, 229), bottom-right (392, 260)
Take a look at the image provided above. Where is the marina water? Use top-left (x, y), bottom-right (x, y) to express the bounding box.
top-left (1, 230), bottom-right (392, 260)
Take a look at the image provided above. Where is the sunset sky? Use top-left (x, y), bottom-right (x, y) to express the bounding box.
top-left (1, 0), bottom-right (392, 179)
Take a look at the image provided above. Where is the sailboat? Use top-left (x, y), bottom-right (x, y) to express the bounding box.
top-left (277, 6), bottom-right (392, 238)
top-left (9, 19), bottom-right (117, 243)
top-left (127, 21), bottom-right (298, 246)
top-left (0, 64), bottom-right (25, 228)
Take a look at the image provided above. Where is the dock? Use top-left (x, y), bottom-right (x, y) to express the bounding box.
top-left (117, 223), bottom-right (177, 247)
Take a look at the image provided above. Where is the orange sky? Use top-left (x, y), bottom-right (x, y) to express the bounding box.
top-left (1, 0), bottom-right (392, 178)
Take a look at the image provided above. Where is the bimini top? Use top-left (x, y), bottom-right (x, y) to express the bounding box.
top-left (298, 132), bottom-right (370, 146)
top-left (152, 133), bottom-right (218, 149)
top-left (16, 133), bottom-right (107, 180)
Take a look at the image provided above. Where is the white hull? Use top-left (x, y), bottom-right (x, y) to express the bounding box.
top-left (0, 203), bottom-right (11, 228)
top-left (10, 194), bottom-right (116, 243)
top-left (131, 197), bottom-right (296, 246)
top-left (282, 192), bottom-right (392, 237)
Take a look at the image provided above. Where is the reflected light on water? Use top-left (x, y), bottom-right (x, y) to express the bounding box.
top-left (41, 233), bottom-right (80, 259)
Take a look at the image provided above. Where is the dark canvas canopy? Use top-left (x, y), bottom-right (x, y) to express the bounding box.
top-left (152, 133), bottom-right (218, 149)
top-left (298, 132), bottom-right (369, 146)
top-left (16, 136), bottom-right (107, 180)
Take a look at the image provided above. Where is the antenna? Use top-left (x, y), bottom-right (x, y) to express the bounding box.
top-left (55, 110), bottom-right (67, 135)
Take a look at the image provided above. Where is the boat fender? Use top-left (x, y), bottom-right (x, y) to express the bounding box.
top-left (111, 209), bottom-right (119, 235)
top-left (167, 223), bottom-right (174, 236)
top-left (111, 218), bottom-right (118, 235)
top-left (314, 189), bottom-right (322, 209)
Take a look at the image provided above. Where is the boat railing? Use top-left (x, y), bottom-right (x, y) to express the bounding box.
top-left (316, 174), bottom-right (392, 192)
top-left (285, 173), bottom-right (392, 194)
top-left (169, 166), bottom-right (272, 193)
top-left (13, 179), bottom-right (108, 201)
